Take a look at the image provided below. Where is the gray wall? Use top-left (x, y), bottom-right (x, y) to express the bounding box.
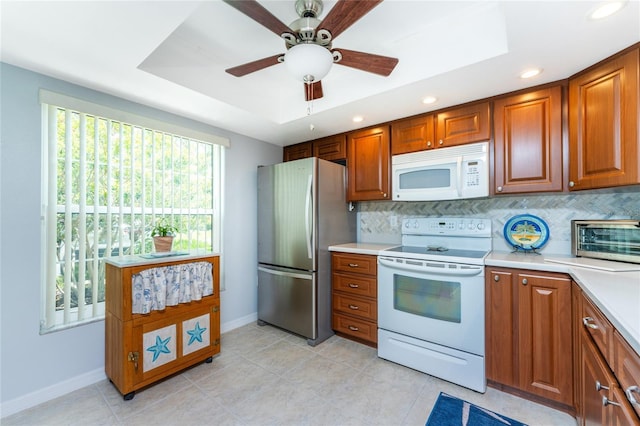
top-left (0, 63), bottom-right (281, 413)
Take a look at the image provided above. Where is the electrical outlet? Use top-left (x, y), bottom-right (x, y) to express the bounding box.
top-left (389, 215), bottom-right (398, 227)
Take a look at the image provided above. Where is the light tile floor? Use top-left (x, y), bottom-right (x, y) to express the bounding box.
top-left (4, 323), bottom-right (577, 425)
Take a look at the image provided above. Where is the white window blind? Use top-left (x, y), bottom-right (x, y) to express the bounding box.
top-left (40, 93), bottom-right (225, 333)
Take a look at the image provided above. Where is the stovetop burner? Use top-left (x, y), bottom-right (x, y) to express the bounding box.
top-left (381, 217), bottom-right (493, 265)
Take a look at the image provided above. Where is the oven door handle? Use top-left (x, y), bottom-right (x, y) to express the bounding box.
top-left (378, 257), bottom-right (483, 276)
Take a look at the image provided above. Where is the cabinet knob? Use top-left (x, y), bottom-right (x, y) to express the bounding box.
top-left (494, 275), bottom-right (500, 282)
top-left (427, 141), bottom-right (432, 147)
top-left (522, 278), bottom-right (528, 286)
top-left (569, 181), bottom-right (575, 188)
top-left (626, 386), bottom-right (640, 406)
top-left (583, 317), bottom-right (599, 329)
top-left (497, 186), bottom-right (503, 192)
top-left (602, 396), bottom-right (621, 407)
top-left (596, 381), bottom-right (610, 392)
top-left (382, 192), bottom-right (388, 198)
top-left (439, 140), bottom-right (444, 145)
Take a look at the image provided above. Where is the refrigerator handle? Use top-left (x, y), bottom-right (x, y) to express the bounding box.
top-left (258, 266), bottom-right (313, 280)
top-left (305, 174), bottom-right (313, 259)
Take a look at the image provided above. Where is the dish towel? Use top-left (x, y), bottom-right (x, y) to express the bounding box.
top-left (131, 261), bottom-right (213, 314)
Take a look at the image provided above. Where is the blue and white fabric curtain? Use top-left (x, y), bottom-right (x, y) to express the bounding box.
top-left (132, 262), bottom-right (214, 314)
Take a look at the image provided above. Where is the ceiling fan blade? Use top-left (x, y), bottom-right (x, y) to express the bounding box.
top-left (223, 0), bottom-right (292, 37)
top-left (317, 0), bottom-right (383, 39)
top-left (225, 54), bottom-right (283, 77)
top-left (334, 48), bottom-right (398, 76)
top-left (304, 81), bottom-right (324, 101)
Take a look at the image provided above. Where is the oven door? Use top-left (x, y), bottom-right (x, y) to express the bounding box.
top-left (377, 256), bottom-right (485, 356)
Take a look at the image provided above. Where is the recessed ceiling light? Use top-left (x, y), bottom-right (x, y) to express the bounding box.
top-left (422, 96), bottom-right (438, 104)
top-left (589, 1), bottom-right (627, 19)
top-left (520, 68), bottom-right (542, 79)
top-left (352, 116), bottom-right (364, 123)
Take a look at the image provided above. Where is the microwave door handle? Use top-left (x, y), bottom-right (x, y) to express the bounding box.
top-left (456, 156), bottom-right (463, 197)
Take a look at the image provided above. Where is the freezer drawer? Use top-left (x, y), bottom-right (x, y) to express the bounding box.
top-left (258, 265), bottom-right (316, 339)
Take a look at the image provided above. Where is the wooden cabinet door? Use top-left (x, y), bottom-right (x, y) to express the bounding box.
top-left (313, 134), bottom-right (346, 162)
top-left (581, 330), bottom-right (615, 426)
top-left (435, 102), bottom-right (490, 148)
top-left (493, 86), bottom-right (563, 194)
top-left (283, 142), bottom-right (312, 162)
top-left (346, 126), bottom-right (391, 201)
top-left (391, 115), bottom-right (434, 154)
top-left (518, 271), bottom-right (573, 406)
top-left (485, 269), bottom-right (517, 387)
top-left (569, 47), bottom-right (639, 190)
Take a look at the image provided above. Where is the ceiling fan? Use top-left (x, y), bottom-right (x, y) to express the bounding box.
top-left (223, 0), bottom-right (399, 101)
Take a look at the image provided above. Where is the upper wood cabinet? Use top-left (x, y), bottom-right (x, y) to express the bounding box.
top-left (283, 135), bottom-right (347, 163)
top-left (347, 126), bottom-right (391, 201)
top-left (493, 86), bottom-right (564, 194)
top-left (391, 102), bottom-right (490, 155)
top-left (568, 46), bottom-right (639, 190)
top-left (283, 142), bottom-right (312, 162)
top-left (312, 134), bottom-right (346, 162)
top-left (486, 267), bottom-right (573, 410)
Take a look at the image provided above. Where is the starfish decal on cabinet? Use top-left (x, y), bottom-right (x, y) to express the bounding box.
top-left (146, 335), bottom-right (172, 362)
top-left (186, 322), bottom-right (207, 345)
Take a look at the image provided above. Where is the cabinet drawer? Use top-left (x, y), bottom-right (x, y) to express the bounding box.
top-left (332, 273), bottom-right (377, 298)
top-left (332, 293), bottom-right (377, 321)
top-left (613, 331), bottom-right (640, 418)
top-left (332, 253), bottom-right (377, 276)
top-left (581, 294), bottom-right (613, 362)
top-left (332, 313), bottom-right (377, 343)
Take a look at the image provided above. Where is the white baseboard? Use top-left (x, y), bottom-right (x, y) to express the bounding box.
top-left (0, 368), bottom-right (106, 418)
top-left (1, 312), bottom-right (258, 419)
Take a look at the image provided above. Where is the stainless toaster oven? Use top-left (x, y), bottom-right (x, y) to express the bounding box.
top-left (572, 219), bottom-right (640, 264)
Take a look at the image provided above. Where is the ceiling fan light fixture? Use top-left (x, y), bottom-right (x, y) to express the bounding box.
top-left (284, 43), bottom-right (334, 83)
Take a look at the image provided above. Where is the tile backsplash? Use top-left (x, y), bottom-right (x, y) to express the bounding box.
top-left (357, 186), bottom-right (640, 255)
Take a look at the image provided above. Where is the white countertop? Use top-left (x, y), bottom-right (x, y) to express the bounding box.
top-left (330, 243), bottom-right (640, 356)
top-left (329, 242), bottom-right (399, 256)
top-left (105, 250), bottom-right (219, 268)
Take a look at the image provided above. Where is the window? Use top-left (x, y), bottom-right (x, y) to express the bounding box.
top-left (40, 92), bottom-right (226, 333)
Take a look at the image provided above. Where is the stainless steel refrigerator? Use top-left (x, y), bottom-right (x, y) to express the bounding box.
top-left (257, 157), bottom-right (356, 346)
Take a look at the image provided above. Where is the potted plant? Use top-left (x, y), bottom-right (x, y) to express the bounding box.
top-left (151, 218), bottom-right (178, 252)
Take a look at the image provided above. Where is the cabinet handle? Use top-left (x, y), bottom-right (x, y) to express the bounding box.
top-left (626, 386), bottom-right (640, 406)
top-left (583, 317), bottom-right (599, 329)
top-left (439, 139), bottom-right (444, 145)
top-left (348, 283), bottom-right (359, 288)
top-left (522, 278), bottom-right (528, 286)
top-left (348, 304), bottom-right (359, 310)
top-left (497, 186), bottom-right (503, 192)
top-left (348, 263), bottom-right (359, 268)
top-left (602, 396), bottom-right (621, 407)
top-left (595, 381), bottom-right (609, 392)
top-left (494, 275), bottom-right (500, 282)
top-left (348, 325), bottom-right (359, 331)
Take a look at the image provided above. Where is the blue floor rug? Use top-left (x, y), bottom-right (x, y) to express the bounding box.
top-left (426, 392), bottom-right (528, 426)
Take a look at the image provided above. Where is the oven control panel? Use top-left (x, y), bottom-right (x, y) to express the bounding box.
top-left (402, 217), bottom-right (492, 237)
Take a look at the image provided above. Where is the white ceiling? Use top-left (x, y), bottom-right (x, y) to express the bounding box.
top-left (1, 1), bottom-right (639, 146)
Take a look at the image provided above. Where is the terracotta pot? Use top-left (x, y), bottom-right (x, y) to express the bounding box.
top-left (153, 236), bottom-right (174, 252)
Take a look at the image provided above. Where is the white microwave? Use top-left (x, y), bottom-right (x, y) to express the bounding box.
top-left (392, 141), bottom-right (489, 201)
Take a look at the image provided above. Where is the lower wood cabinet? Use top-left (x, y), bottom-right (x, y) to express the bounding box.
top-left (331, 252), bottom-right (378, 346)
top-left (105, 255), bottom-right (220, 399)
top-left (485, 267), bottom-right (573, 410)
top-left (575, 284), bottom-right (640, 425)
